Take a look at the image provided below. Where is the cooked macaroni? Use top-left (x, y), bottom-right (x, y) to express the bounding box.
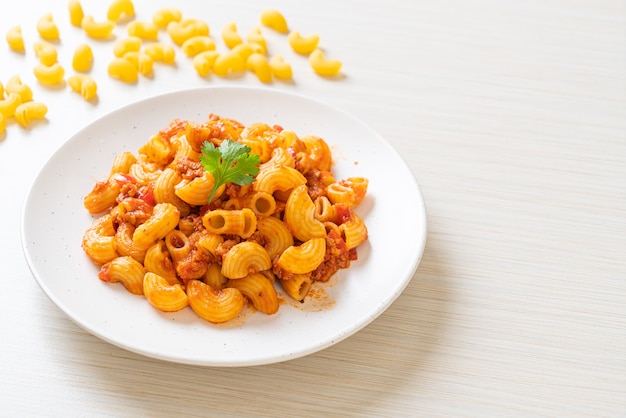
top-left (82, 115), bottom-right (369, 325)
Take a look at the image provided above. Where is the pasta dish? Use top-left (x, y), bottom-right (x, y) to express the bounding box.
top-left (81, 114), bottom-right (369, 324)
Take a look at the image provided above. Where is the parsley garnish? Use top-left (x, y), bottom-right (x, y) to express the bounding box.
top-left (200, 140), bottom-right (260, 204)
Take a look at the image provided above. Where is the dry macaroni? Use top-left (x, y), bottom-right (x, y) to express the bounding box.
top-left (72, 44), bottom-right (93, 72)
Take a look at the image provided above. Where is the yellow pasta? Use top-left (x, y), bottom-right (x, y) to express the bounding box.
top-left (327, 177), bottom-right (369, 207)
top-left (167, 18), bottom-right (209, 46)
top-left (14, 102), bottom-right (48, 127)
top-left (72, 44), bottom-right (93, 72)
top-left (143, 42), bottom-right (176, 64)
top-left (309, 49), bottom-right (342, 76)
top-left (153, 168), bottom-right (190, 216)
top-left (99, 256), bottom-right (145, 295)
top-left (340, 210), bottom-right (368, 250)
top-left (284, 184), bottom-right (326, 242)
top-left (253, 165), bottom-right (306, 195)
top-left (5, 76), bottom-right (33, 103)
top-left (83, 177), bottom-right (121, 214)
top-left (246, 26), bottom-right (267, 53)
top-left (192, 50), bottom-right (219, 77)
top-left (107, 57), bottom-right (138, 83)
top-left (241, 191), bottom-right (275, 216)
top-left (181, 36), bottom-right (216, 57)
top-left (139, 134), bottom-right (173, 165)
top-left (109, 151), bottom-right (136, 176)
top-left (127, 21), bottom-right (159, 41)
top-left (186, 280), bottom-right (244, 324)
top-left (144, 241), bottom-right (179, 285)
top-left (203, 263), bottom-right (228, 290)
top-left (115, 222), bottom-right (148, 263)
top-left (6, 26), bottom-right (25, 52)
top-left (276, 238), bottom-right (326, 274)
top-left (113, 36), bottom-right (142, 58)
top-left (153, 8), bottom-right (182, 29)
top-left (231, 42), bottom-right (264, 61)
top-left (202, 208), bottom-right (256, 239)
top-left (0, 113), bottom-right (6, 135)
top-left (133, 202), bottom-right (181, 250)
top-left (221, 22), bottom-right (242, 49)
top-left (288, 31), bottom-right (319, 55)
top-left (82, 214), bottom-right (118, 264)
top-left (246, 53), bottom-right (272, 83)
top-left (0, 93), bottom-right (22, 118)
top-left (229, 272), bottom-right (279, 315)
top-left (260, 9), bottom-right (289, 34)
top-left (144, 272), bottom-right (188, 312)
top-left (107, 0), bottom-right (135, 23)
top-left (68, 74), bottom-right (98, 100)
top-left (213, 51), bottom-right (245, 77)
top-left (268, 55), bottom-right (293, 80)
top-left (81, 15), bottom-right (115, 39)
top-left (256, 216), bottom-right (293, 260)
top-left (68, 0), bottom-right (85, 27)
top-left (123, 52), bottom-right (154, 76)
top-left (33, 63), bottom-right (65, 85)
top-left (301, 134), bottom-right (333, 171)
top-left (37, 13), bottom-right (60, 41)
top-left (175, 171), bottom-right (220, 206)
top-left (279, 273), bottom-right (312, 302)
top-left (33, 41), bottom-right (58, 66)
top-left (221, 241), bottom-right (271, 279)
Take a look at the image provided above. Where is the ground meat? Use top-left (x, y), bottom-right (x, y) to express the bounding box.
top-left (159, 118), bottom-right (187, 141)
top-left (175, 248), bottom-right (211, 281)
top-left (214, 238), bottom-right (240, 263)
top-left (173, 231), bottom-right (212, 281)
top-left (176, 156), bottom-right (204, 179)
top-left (305, 169), bottom-right (335, 201)
top-left (113, 197), bottom-right (153, 227)
top-left (310, 230), bottom-right (351, 282)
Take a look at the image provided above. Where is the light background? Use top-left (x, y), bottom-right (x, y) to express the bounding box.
top-left (1, 0), bottom-right (625, 416)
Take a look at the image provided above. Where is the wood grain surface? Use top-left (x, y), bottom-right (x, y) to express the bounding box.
top-left (1, 0), bottom-right (624, 416)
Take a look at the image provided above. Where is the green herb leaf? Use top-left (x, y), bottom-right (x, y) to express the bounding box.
top-left (200, 140), bottom-right (260, 204)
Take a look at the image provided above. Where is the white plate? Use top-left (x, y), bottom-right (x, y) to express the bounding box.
top-left (21, 86), bottom-right (427, 367)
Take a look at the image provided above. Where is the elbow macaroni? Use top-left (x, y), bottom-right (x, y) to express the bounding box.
top-left (288, 31), bottom-right (319, 55)
top-left (81, 15), bottom-right (116, 39)
top-left (309, 49), bottom-right (343, 76)
top-left (33, 63), bottom-right (65, 85)
top-left (260, 9), bottom-right (289, 34)
top-left (33, 41), bottom-right (58, 66)
top-left (6, 26), bottom-right (25, 52)
top-left (167, 18), bottom-right (209, 46)
top-left (221, 22), bottom-right (242, 49)
top-left (153, 8), bottom-right (182, 29)
top-left (68, 74), bottom-right (97, 100)
top-left (37, 13), bottom-right (60, 41)
top-left (72, 44), bottom-right (93, 72)
top-left (6, 76), bottom-right (33, 102)
top-left (127, 21), bottom-right (159, 41)
top-left (108, 0), bottom-right (135, 23)
top-left (82, 114), bottom-right (369, 325)
top-left (68, 0), bottom-right (84, 27)
top-left (14, 102), bottom-right (48, 127)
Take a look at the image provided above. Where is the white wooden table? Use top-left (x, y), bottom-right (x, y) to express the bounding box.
top-left (2, 0), bottom-right (624, 416)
